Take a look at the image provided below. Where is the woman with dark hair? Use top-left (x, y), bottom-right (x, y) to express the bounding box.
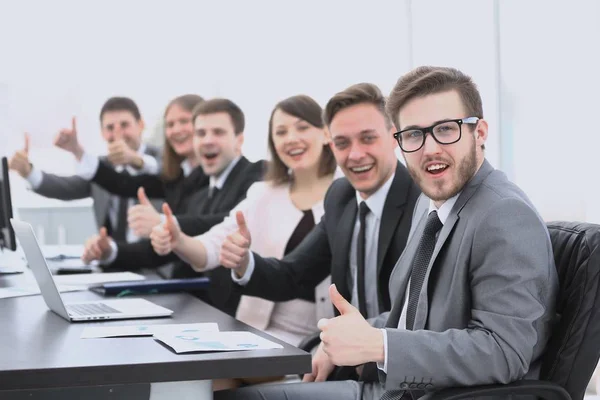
top-left (150, 94), bottom-right (340, 346)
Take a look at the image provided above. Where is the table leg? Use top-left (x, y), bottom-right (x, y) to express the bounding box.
top-left (150, 380), bottom-right (212, 400)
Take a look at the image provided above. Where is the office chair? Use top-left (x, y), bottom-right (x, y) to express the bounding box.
top-left (300, 222), bottom-right (600, 400)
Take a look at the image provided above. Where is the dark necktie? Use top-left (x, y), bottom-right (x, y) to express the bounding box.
top-left (406, 210), bottom-right (443, 330)
top-left (379, 213), bottom-right (442, 400)
top-left (113, 170), bottom-right (131, 242)
top-left (113, 197), bottom-right (129, 242)
top-left (356, 201), bottom-right (370, 317)
top-left (202, 186), bottom-right (220, 214)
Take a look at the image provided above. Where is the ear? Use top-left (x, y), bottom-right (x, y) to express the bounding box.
top-left (138, 119), bottom-right (146, 132)
top-left (474, 119), bottom-right (488, 148)
top-left (388, 126), bottom-right (398, 149)
top-left (320, 127), bottom-right (330, 145)
top-left (236, 132), bottom-right (245, 153)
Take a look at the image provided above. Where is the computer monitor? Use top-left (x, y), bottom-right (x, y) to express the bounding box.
top-left (0, 157), bottom-right (16, 252)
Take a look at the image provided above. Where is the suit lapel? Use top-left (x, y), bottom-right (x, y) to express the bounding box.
top-left (376, 163), bottom-right (412, 274)
top-left (386, 210), bottom-right (427, 328)
top-left (412, 160), bottom-right (495, 330)
top-left (331, 200), bottom-right (358, 307)
top-left (201, 157), bottom-right (249, 214)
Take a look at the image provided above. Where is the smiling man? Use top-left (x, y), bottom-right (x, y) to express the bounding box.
top-left (216, 67), bottom-right (558, 400)
top-left (81, 98), bottom-right (265, 316)
top-left (218, 83), bottom-right (421, 382)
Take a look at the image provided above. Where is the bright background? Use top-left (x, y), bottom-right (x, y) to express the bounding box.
top-left (1, 0), bottom-right (598, 222)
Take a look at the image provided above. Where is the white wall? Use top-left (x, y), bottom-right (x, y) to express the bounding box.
top-left (498, 0), bottom-right (600, 221)
top-left (1, 0), bottom-right (599, 222)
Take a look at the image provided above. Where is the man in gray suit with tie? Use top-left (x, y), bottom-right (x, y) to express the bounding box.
top-left (215, 67), bottom-right (559, 400)
top-left (9, 97), bottom-right (162, 243)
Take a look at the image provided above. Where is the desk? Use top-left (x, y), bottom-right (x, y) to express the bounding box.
top-left (0, 272), bottom-right (311, 399)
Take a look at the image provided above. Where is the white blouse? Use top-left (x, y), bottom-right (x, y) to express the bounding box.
top-left (195, 180), bottom-right (333, 346)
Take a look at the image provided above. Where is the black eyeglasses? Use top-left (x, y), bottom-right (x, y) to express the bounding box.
top-left (393, 117), bottom-right (480, 153)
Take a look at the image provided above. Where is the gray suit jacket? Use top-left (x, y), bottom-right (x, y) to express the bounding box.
top-left (33, 144), bottom-right (162, 233)
top-left (373, 160), bottom-right (558, 395)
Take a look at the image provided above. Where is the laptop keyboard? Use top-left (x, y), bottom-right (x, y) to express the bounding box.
top-left (67, 303), bottom-right (121, 316)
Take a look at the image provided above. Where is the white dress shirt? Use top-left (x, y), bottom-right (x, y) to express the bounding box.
top-left (208, 156), bottom-right (241, 194)
top-left (378, 192), bottom-right (460, 373)
top-left (349, 173), bottom-right (395, 318)
top-left (234, 171), bottom-right (395, 320)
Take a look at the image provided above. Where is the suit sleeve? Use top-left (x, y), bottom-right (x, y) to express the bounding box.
top-left (91, 160), bottom-right (167, 199)
top-left (34, 172), bottom-right (92, 200)
top-left (176, 213), bottom-right (229, 236)
top-left (105, 239), bottom-right (180, 270)
top-left (239, 216), bottom-right (333, 302)
top-left (380, 198), bottom-right (557, 391)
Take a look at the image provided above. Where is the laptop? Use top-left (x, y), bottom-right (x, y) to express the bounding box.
top-left (11, 219), bottom-right (174, 322)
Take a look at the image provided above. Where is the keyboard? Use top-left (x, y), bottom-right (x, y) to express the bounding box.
top-left (67, 303), bottom-right (121, 316)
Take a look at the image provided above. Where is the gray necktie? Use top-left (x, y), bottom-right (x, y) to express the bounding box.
top-left (380, 211), bottom-right (442, 400)
top-left (406, 210), bottom-right (443, 330)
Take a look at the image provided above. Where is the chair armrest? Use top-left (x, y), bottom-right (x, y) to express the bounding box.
top-left (297, 331), bottom-right (321, 353)
top-left (419, 380), bottom-right (570, 400)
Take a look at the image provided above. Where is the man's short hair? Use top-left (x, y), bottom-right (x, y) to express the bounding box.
top-left (99, 97), bottom-right (141, 122)
top-left (386, 66), bottom-right (484, 130)
top-left (192, 98), bottom-right (245, 135)
top-left (323, 83), bottom-right (393, 129)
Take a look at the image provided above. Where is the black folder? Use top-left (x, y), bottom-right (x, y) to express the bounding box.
top-left (90, 277), bottom-right (210, 296)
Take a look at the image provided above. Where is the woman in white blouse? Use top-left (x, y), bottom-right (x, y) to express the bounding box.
top-left (150, 95), bottom-right (339, 346)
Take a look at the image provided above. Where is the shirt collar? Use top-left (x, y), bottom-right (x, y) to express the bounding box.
top-left (209, 156), bottom-right (241, 189)
top-left (428, 192), bottom-right (461, 225)
top-left (181, 159), bottom-right (193, 177)
top-left (355, 172), bottom-right (395, 221)
top-left (137, 143), bottom-right (146, 155)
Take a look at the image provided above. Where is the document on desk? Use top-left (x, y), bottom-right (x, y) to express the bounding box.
top-left (0, 285), bottom-right (84, 299)
top-left (80, 323), bottom-right (220, 339)
top-left (53, 272), bottom-right (145, 287)
top-left (41, 244), bottom-right (85, 259)
top-left (154, 331), bottom-right (284, 353)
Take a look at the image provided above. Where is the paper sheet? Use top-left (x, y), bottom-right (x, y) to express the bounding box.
top-left (53, 272), bottom-right (145, 287)
top-left (80, 323), bottom-right (220, 339)
top-left (0, 285), bottom-right (85, 299)
top-left (154, 331), bottom-right (284, 353)
top-left (40, 244), bottom-right (85, 259)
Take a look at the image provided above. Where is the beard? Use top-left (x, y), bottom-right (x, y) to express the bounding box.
top-left (407, 141), bottom-right (478, 202)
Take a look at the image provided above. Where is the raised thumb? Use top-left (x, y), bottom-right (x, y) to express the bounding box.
top-left (137, 187), bottom-right (150, 205)
top-left (24, 132), bottom-right (30, 154)
top-left (235, 211), bottom-right (250, 240)
top-left (162, 203), bottom-right (176, 232)
top-left (329, 284), bottom-right (355, 315)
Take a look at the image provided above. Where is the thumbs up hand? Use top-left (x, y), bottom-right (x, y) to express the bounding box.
top-left (54, 116), bottom-right (84, 160)
top-left (127, 187), bottom-right (161, 237)
top-left (150, 203), bottom-right (183, 255)
top-left (219, 211), bottom-right (252, 276)
top-left (82, 227), bottom-right (114, 264)
top-left (316, 284), bottom-right (385, 367)
top-left (107, 138), bottom-right (142, 168)
top-left (9, 133), bottom-right (33, 178)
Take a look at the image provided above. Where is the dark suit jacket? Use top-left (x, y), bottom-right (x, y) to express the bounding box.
top-left (91, 159), bottom-right (209, 215)
top-left (240, 161), bottom-right (421, 316)
top-left (104, 157), bottom-right (266, 315)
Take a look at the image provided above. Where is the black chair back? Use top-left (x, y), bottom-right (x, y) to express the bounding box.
top-left (542, 221), bottom-right (600, 399)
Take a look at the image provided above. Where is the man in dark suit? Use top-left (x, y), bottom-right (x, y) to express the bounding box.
top-left (216, 68), bottom-right (558, 400)
top-left (8, 97), bottom-right (162, 243)
top-left (219, 83), bottom-right (421, 381)
top-left (81, 98), bottom-right (265, 315)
